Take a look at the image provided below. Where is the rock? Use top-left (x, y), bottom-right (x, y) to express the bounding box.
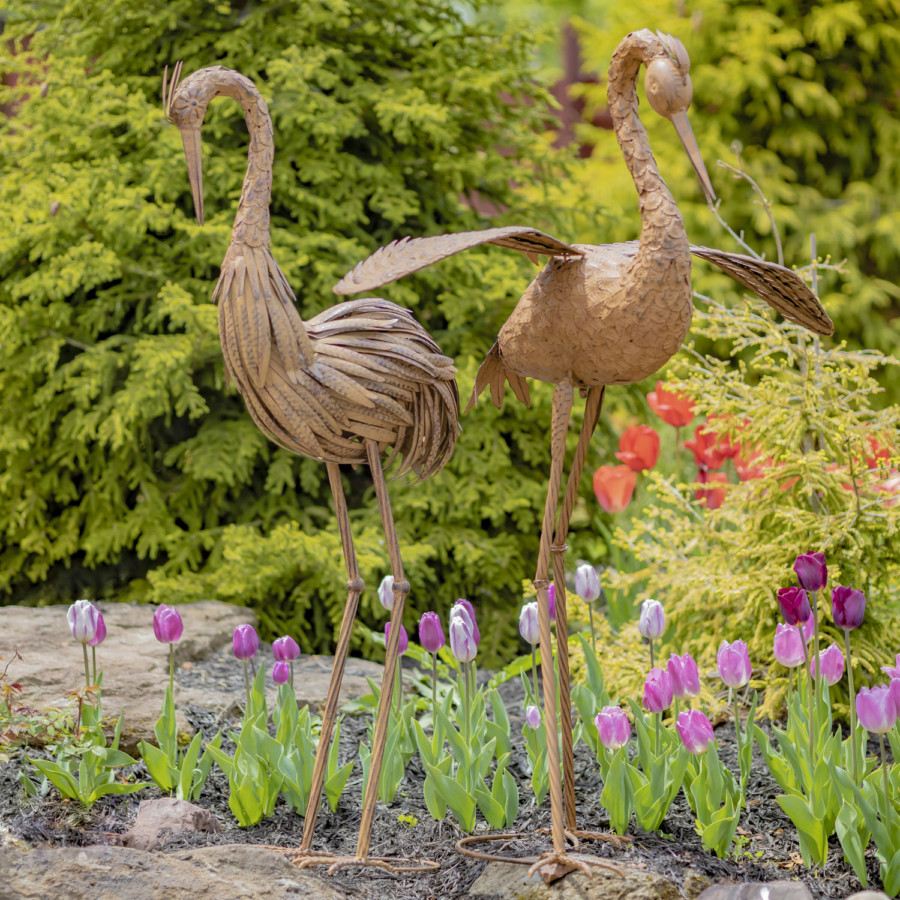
top-left (0, 843), bottom-right (347, 900)
top-left (120, 798), bottom-right (220, 851)
top-left (468, 860), bottom-right (682, 899)
top-left (845, 893), bottom-right (892, 900)
top-left (695, 884), bottom-right (813, 900)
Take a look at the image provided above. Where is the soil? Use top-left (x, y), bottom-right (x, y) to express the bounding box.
top-left (0, 644), bottom-right (886, 899)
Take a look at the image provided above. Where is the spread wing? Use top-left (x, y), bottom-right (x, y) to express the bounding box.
top-left (690, 245), bottom-right (834, 336)
top-left (333, 226), bottom-right (584, 296)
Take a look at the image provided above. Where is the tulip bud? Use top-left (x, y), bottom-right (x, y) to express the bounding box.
top-left (87, 611), bottom-right (106, 647)
top-left (67, 600), bottom-right (100, 644)
top-left (418, 612), bottom-right (445, 654)
top-left (717, 639), bottom-right (751, 688)
top-left (153, 605), bottom-right (184, 644)
top-left (595, 705), bottom-right (630, 750)
top-left (856, 684), bottom-right (898, 734)
top-left (642, 667), bottom-right (673, 713)
top-left (518, 602), bottom-right (540, 646)
top-left (385, 621), bottom-right (408, 655)
top-left (451, 600), bottom-right (480, 646)
top-left (793, 552), bottom-right (827, 593)
top-left (232, 624), bottom-right (258, 660)
top-left (449, 615), bottom-right (477, 663)
top-left (667, 653), bottom-right (700, 700)
top-left (676, 709), bottom-right (715, 754)
top-left (525, 705), bottom-right (542, 729)
top-left (272, 661), bottom-right (290, 685)
top-left (832, 585), bottom-right (866, 631)
top-left (777, 586), bottom-right (811, 626)
top-left (773, 623), bottom-right (805, 668)
top-left (638, 599), bottom-right (665, 640)
top-left (575, 564), bottom-right (601, 603)
top-left (272, 635), bottom-right (300, 662)
top-left (811, 643), bottom-right (844, 686)
top-left (377, 575), bottom-right (395, 612)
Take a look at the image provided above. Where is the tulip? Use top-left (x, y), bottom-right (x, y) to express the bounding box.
top-left (734, 447), bottom-right (769, 482)
top-left (647, 381), bottom-right (694, 427)
top-left (519, 602), bottom-right (540, 646)
top-left (832, 585), bottom-right (866, 631)
top-left (575, 564), bottom-right (601, 602)
top-left (811, 643), bottom-right (844, 686)
top-left (667, 653), bottom-right (701, 700)
top-left (418, 612), bottom-right (445, 654)
top-left (639, 599), bottom-right (665, 640)
top-left (595, 705), bottom-right (630, 750)
top-left (889, 679), bottom-right (900, 719)
top-left (525, 705), bottom-right (542, 730)
top-left (272, 661), bottom-right (290, 686)
top-left (546, 583), bottom-right (556, 621)
top-left (272, 635), bottom-right (300, 662)
top-left (153, 605), bottom-right (184, 643)
top-left (449, 615), bottom-right (477, 664)
top-left (717, 640), bottom-right (751, 689)
top-left (695, 468), bottom-right (728, 510)
top-left (685, 426), bottom-right (727, 470)
top-left (856, 685), bottom-right (897, 735)
top-left (233, 624), bottom-right (258, 708)
top-left (866, 435), bottom-right (892, 471)
top-left (592, 465), bottom-right (636, 514)
top-left (377, 574), bottom-right (395, 612)
top-left (451, 599), bottom-right (480, 646)
top-left (777, 586), bottom-right (811, 626)
top-left (794, 552), bottom-right (827, 593)
top-left (67, 600), bottom-right (99, 644)
top-left (773, 623), bottom-right (805, 668)
top-left (615, 424), bottom-right (660, 472)
top-left (643, 668), bottom-right (673, 713)
top-left (704, 415), bottom-right (742, 460)
top-left (87, 611), bottom-right (106, 647)
top-left (881, 653), bottom-right (900, 681)
top-left (385, 621), bottom-right (408, 655)
top-left (676, 709), bottom-right (715, 754)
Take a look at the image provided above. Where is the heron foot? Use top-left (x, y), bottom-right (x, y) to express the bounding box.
top-left (288, 850), bottom-right (439, 875)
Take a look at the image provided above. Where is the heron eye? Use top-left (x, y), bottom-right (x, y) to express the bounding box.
top-left (191, 100), bottom-right (197, 106)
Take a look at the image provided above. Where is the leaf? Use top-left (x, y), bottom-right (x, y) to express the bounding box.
top-left (422, 760), bottom-right (476, 832)
top-left (777, 794), bottom-right (828, 866)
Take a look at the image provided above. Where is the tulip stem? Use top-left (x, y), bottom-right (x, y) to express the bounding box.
top-left (531, 647), bottom-right (539, 704)
top-left (880, 735), bottom-right (892, 825)
top-left (242, 658), bottom-right (251, 712)
top-left (649, 638), bottom-right (655, 672)
top-left (844, 628), bottom-right (859, 783)
top-left (431, 653), bottom-right (437, 723)
top-left (395, 660), bottom-right (402, 714)
top-left (91, 646), bottom-right (97, 685)
top-left (797, 624), bottom-right (815, 804)
top-left (290, 660), bottom-right (294, 693)
top-left (82, 643), bottom-right (91, 688)
top-left (168, 643), bottom-right (175, 696)
top-left (811, 590), bottom-right (821, 743)
top-left (733, 689), bottom-right (742, 745)
top-left (588, 604), bottom-right (597, 656)
top-left (655, 712), bottom-right (661, 757)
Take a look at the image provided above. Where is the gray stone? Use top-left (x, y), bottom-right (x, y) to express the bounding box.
top-left (468, 860), bottom-right (682, 899)
top-left (696, 883), bottom-right (813, 900)
top-left (0, 843), bottom-right (346, 900)
top-left (845, 893), bottom-right (892, 900)
top-left (120, 798), bottom-right (220, 851)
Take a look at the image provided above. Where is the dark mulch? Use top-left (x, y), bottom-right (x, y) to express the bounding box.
top-left (0, 647), bottom-right (884, 899)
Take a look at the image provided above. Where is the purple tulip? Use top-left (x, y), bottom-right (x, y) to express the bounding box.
top-left (272, 661), bottom-right (290, 685)
top-left (595, 705), bottom-right (631, 750)
top-left (575, 564), bottom-right (601, 602)
top-left (525, 705), bottom-right (542, 729)
top-left (153, 605), bottom-right (184, 644)
top-left (889, 679), bottom-right (900, 720)
top-left (802, 614), bottom-right (815, 644)
top-left (449, 614), bottom-right (477, 663)
top-left (777, 586), bottom-right (811, 626)
top-left (67, 600), bottom-right (100, 644)
top-left (378, 575), bottom-right (395, 612)
top-left (232, 624), bottom-right (258, 660)
top-left (87, 611), bottom-right (106, 647)
top-left (638, 599), bottom-right (665, 639)
top-left (418, 612), bottom-right (445, 654)
top-left (676, 709), bottom-right (716, 754)
top-left (385, 621), bottom-right (408, 655)
top-left (811, 643), bottom-right (845, 686)
top-left (793, 552), bottom-right (827, 593)
top-left (546, 584), bottom-right (557, 621)
top-left (643, 667), bottom-right (673, 713)
top-left (773, 623), bottom-right (805, 668)
top-left (667, 653), bottom-right (701, 700)
top-left (272, 635), bottom-right (300, 661)
top-left (451, 600), bottom-right (480, 646)
top-left (519, 602), bottom-right (540, 646)
top-left (717, 639), bottom-right (751, 688)
top-left (881, 654), bottom-right (900, 680)
top-left (832, 586), bottom-right (866, 631)
top-left (856, 684), bottom-right (898, 734)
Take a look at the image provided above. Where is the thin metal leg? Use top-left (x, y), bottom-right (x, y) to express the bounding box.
top-left (300, 461), bottom-right (364, 851)
top-left (356, 439), bottom-right (409, 860)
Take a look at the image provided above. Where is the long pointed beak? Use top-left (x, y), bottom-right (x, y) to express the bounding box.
top-left (180, 126), bottom-right (205, 225)
top-left (670, 110), bottom-right (716, 206)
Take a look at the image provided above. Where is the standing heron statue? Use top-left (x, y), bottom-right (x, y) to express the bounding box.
top-left (333, 30), bottom-right (833, 880)
top-left (163, 64), bottom-right (458, 872)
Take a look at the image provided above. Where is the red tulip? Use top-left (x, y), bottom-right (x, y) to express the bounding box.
top-left (615, 424), bottom-right (660, 472)
top-left (704, 415), bottom-right (743, 460)
top-left (695, 468), bottom-right (728, 509)
top-left (647, 382), bottom-right (694, 428)
top-left (685, 426), bottom-right (728, 470)
top-left (866, 435), bottom-right (892, 471)
top-left (593, 465), bottom-right (636, 513)
top-left (735, 447), bottom-right (769, 482)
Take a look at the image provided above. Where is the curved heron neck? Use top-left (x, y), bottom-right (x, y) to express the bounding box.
top-left (607, 31), bottom-right (687, 254)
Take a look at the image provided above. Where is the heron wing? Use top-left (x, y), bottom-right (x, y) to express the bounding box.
top-left (690, 245), bottom-right (834, 336)
top-left (334, 226), bottom-right (584, 295)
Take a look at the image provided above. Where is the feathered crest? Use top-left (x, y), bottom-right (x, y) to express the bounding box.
top-left (161, 61), bottom-right (184, 122)
top-left (656, 32), bottom-right (690, 72)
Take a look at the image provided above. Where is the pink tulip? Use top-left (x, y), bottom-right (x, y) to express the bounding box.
top-left (418, 612), bottom-right (445, 654)
top-left (272, 635), bottom-right (300, 662)
top-left (881, 653), bottom-right (900, 681)
top-left (385, 621), bottom-right (408, 655)
top-left (717, 639), bottom-right (751, 688)
top-left (87, 611), bottom-right (106, 647)
top-left (811, 643), bottom-right (844, 686)
top-left (272, 661), bottom-right (290, 685)
top-left (773, 623), bottom-right (805, 668)
top-left (525, 705), bottom-right (542, 729)
top-left (643, 668), bottom-right (673, 713)
top-left (153, 605), bottom-right (184, 644)
top-left (667, 653), bottom-right (700, 700)
top-left (856, 685), bottom-right (898, 734)
top-left (595, 705), bottom-right (631, 750)
top-left (232, 624), bottom-right (258, 660)
top-left (676, 709), bottom-right (715, 754)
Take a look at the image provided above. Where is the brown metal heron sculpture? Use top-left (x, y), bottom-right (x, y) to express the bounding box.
top-left (163, 64), bottom-right (458, 872)
top-left (333, 30), bottom-right (833, 880)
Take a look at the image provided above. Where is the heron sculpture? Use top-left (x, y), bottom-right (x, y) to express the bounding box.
top-left (333, 30), bottom-right (833, 880)
top-left (163, 64), bottom-right (458, 872)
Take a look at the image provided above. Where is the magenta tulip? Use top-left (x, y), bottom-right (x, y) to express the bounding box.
top-left (773, 623), bottom-right (805, 668)
top-left (802, 615), bottom-right (815, 644)
top-left (519, 602), bottom-right (540, 646)
top-left (717, 639), bottom-right (751, 688)
top-left (272, 635), bottom-right (300, 662)
top-left (418, 612), bottom-right (445, 654)
top-left (856, 685), bottom-right (898, 734)
top-left (547, 583), bottom-right (556, 620)
top-left (638, 599), bottom-right (665, 639)
top-left (793, 552), bottom-right (827, 593)
top-left (889, 679), bottom-right (900, 719)
top-left (232, 624), bottom-right (258, 660)
top-left (595, 705), bottom-right (631, 750)
top-left (272, 661), bottom-right (290, 685)
top-left (811, 643), bottom-right (845, 686)
top-left (643, 667), bottom-right (673, 713)
top-left (87, 611), bottom-right (106, 647)
top-left (525, 705), bottom-right (542, 729)
top-left (153, 605), bottom-right (184, 644)
top-left (385, 621), bottom-right (408, 655)
top-left (67, 600), bottom-right (100, 644)
top-left (832, 586), bottom-right (866, 631)
top-left (676, 709), bottom-right (716, 754)
top-left (667, 653), bottom-right (701, 700)
top-left (777, 586), bottom-right (811, 626)
top-left (881, 654), bottom-right (900, 681)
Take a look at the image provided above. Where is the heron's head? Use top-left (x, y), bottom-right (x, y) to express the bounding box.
top-left (644, 34), bottom-right (716, 206)
top-left (163, 62), bottom-right (219, 225)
